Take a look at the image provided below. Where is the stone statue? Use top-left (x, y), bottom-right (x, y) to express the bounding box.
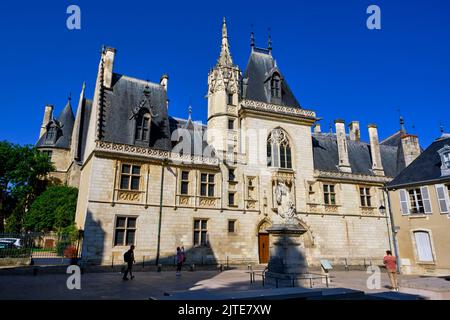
top-left (275, 181), bottom-right (296, 223)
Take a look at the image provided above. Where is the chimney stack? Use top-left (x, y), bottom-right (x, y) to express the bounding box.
top-left (314, 123), bottom-right (321, 133)
top-left (335, 120), bottom-right (352, 173)
top-left (400, 134), bottom-right (421, 167)
top-left (160, 74), bottom-right (169, 92)
top-left (39, 104), bottom-right (54, 139)
top-left (102, 47), bottom-right (116, 89)
top-left (368, 124), bottom-right (384, 176)
top-left (349, 121), bottom-right (360, 141)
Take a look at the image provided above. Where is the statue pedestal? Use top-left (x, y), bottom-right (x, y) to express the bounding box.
top-left (265, 223), bottom-right (309, 287)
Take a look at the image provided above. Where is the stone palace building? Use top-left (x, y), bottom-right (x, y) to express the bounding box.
top-left (36, 19), bottom-right (422, 267)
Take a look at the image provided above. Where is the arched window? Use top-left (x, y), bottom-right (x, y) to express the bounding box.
top-left (271, 74), bottom-right (281, 98)
top-left (135, 111), bottom-right (151, 142)
top-left (267, 128), bottom-right (292, 169)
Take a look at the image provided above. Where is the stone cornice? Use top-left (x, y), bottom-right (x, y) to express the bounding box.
top-left (95, 141), bottom-right (219, 167)
top-left (241, 99), bottom-right (317, 119)
top-left (314, 170), bottom-right (392, 184)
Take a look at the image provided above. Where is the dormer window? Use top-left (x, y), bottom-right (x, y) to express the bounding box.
top-left (135, 111), bottom-right (151, 143)
top-left (271, 74), bottom-right (281, 99)
top-left (45, 124), bottom-right (60, 143)
top-left (438, 145), bottom-right (450, 176)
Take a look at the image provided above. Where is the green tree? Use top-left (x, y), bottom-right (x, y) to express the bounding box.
top-left (0, 141), bottom-right (54, 232)
top-left (23, 185), bottom-right (78, 232)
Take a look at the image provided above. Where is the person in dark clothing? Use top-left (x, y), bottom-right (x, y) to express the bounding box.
top-left (123, 245), bottom-right (135, 280)
top-left (176, 247), bottom-right (184, 276)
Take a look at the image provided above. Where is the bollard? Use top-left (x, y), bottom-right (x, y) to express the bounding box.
top-left (142, 256), bottom-right (145, 269)
top-left (157, 264), bottom-right (162, 272)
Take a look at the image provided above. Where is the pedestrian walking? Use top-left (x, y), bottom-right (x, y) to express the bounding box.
top-left (383, 250), bottom-right (399, 291)
top-left (176, 246), bottom-right (184, 276)
top-left (123, 245), bottom-right (135, 280)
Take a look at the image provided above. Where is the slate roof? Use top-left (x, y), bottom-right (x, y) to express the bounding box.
top-left (387, 136), bottom-right (450, 188)
top-left (312, 133), bottom-right (400, 178)
top-left (169, 116), bottom-right (215, 156)
top-left (101, 74), bottom-right (171, 151)
top-left (36, 100), bottom-right (75, 149)
top-left (243, 48), bottom-right (301, 108)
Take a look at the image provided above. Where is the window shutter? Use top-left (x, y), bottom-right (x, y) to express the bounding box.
top-left (399, 189), bottom-right (410, 215)
top-left (420, 186), bottom-right (432, 214)
top-left (435, 184), bottom-right (449, 214)
top-left (414, 231), bottom-right (434, 262)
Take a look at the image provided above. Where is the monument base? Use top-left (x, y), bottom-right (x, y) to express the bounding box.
top-left (265, 223), bottom-right (308, 287)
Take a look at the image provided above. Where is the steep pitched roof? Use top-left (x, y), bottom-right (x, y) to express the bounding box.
top-left (169, 117), bottom-right (214, 156)
top-left (387, 136), bottom-right (450, 188)
top-left (100, 74), bottom-right (171, 151)
top-left (312, 133), bottom-right (399, 178)
top-left (243, 49), bottom-right (301, 107)
top-left (36, 99), bottom-right (75, 149)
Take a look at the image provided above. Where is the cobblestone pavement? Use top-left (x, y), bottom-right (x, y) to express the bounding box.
top-left (0, 269), bottom-right (448, 300)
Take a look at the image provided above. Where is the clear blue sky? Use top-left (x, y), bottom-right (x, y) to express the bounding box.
top-left (0, 0), bottom-right (449, 148)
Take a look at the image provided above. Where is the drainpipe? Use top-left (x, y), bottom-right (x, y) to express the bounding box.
top-left (384, 187), bottom-right (401, 273)
top-left (155, 158), bottom-right (168, 266)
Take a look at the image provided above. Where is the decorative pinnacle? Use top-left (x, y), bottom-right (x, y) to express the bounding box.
top-left (188, 105), bottom-right (192, 120)
top-left (268, 27), bottom-right (272, 54)
top-left (400, 116), bottom-right (405, 132)
top-left (250, 32), bottom-right (255, 48)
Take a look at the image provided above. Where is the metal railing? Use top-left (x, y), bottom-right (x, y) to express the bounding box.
top-left (0, 232), bottom-right (82, 266)
top-left (247, 267), bottom-right (330, 289)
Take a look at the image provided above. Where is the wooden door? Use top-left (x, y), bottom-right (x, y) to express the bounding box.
top-left (258, 233), bottom-right (269, 263)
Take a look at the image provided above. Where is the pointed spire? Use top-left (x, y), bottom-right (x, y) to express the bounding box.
top-left (218, 17), bottom-right (233, 66)
top-left (250, 32), bottom-right (255, 49)
top-left (268, 27), bottom-right (272, 55)
top-left (188, 104), bottom-right (192, 120)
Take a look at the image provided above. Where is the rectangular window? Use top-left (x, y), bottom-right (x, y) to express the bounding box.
top-left (228, 220), bottom-right (236, 233)
top-left (228, 93), bottom-right (234, 105)
top-left (228, 119), bottom-right (235, 130)
top-left (323, 184), bottom-right (336, 205)
top-left (228, 168), bottom-right (235, 182)
top-left (193, 219), bottom-right (208, 246)
top-left (200, 173), bottom-right (215, 197)
top-left (408, 187), bottom-right (432, 215)
top-left (120, 164), bottom-right (141, 191)
top-left (359, 187), bottom-right (372, 207)
top-left (228, 192), bottom-right (235, 206)
top-left (114, 217), bottom-right (137, 246)
top-left (42, 150), bottom-right (53, 160)
top-left (180, 171), bottom-right (189, 195)
top-left (414, 231), bottom-right (434, 262)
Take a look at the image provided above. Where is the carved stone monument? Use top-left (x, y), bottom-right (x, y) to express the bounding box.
top-left (265, 179), bottom-right (308, 287)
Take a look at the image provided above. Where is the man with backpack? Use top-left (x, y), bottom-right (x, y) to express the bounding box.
top-left (123, 245), bottom-right (135, 280)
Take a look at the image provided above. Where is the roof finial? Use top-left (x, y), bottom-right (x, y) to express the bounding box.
top-left (188, 104), bottom-right (192, 120)
top-left (250, 32), bottom-right (255, 49)
top-left (440, 123), bottom-right (445, 134)
top-left (268, 27), bottom-right (272, 55)
top-left (68, 92), bottom-right (72, 102)
top-left (400, 116), bottom-right (405, 133)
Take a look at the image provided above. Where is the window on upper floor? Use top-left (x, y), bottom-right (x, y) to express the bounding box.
top-left (399, 187), bottom-right (432, 215)
top-left (438, 145), bottom-right (450, 176)
top-left (180, 171), bottom-right (190, 195)
top-left (228, 168), bottom-right (235, 182)
top-left (443, 152), bottom-right (450, 169)
top-left (41, 150), bottom-right (53, 160)
top-left (45, 125), bottom-right (58, 143)
top-left (267, 128), bottom-right (292, 169)
top-left (271, 74), bottom-right (281, 99)
top-left (359, 187), bottom-right (372, 207)
top-left (227, 93), bottom-right (234, 106)
top-left (135, 111), bottom-right (151, 143)
top-left (200, 173), bottom-right (215, 197)
top-left (120, 164), bottom-right (141, 191)
top-left (323, 184), bottom-right (336, 205)
top-left (228, 119), bottom-right (235, 130)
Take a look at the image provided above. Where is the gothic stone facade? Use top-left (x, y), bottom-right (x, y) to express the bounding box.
top-left (37, 19), bottom-right (421, 267)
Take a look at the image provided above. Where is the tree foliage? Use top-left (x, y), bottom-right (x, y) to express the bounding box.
top-left (23, 185), bottom-right (78, 232)
top-left (0, 141), bottom-right (54, 232)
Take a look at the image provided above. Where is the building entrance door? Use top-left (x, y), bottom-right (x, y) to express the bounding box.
top-left (258, 233), bottom-right (269, 263)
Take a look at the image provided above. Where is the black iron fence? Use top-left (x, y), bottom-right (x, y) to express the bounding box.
top-left (0, 232), bottom-right (82, 266)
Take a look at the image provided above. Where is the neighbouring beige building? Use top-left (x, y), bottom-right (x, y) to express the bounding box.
top-left (387, 134), bottom-right (450, 276)
top-left (36, 19), bottom-right (422, 268)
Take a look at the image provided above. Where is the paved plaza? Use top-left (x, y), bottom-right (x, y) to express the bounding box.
top-left (0, 268), bottom-right (449, 300)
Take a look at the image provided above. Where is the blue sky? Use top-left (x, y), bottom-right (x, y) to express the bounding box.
top-left (0, 0), bottom-right (449, 148)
